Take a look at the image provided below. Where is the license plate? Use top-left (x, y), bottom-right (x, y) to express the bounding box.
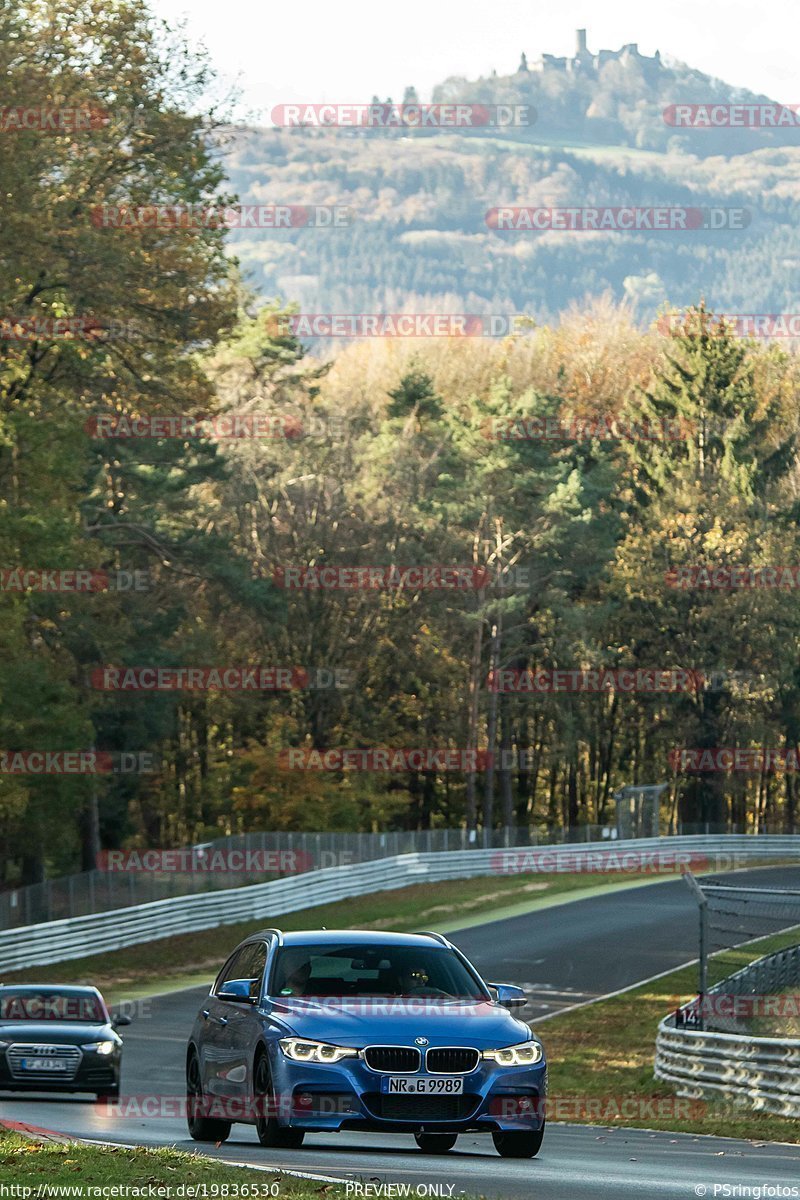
top-left (381, 1076), bottom-right (464, 1095)
top-left (20, 1058), bottom-right (69, 1072)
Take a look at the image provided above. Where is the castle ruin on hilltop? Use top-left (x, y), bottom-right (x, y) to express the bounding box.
top-left (518, 29), bottom-right (662, 76)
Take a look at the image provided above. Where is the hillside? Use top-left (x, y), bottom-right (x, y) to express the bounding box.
top-left (219, 33), bottom-right (800, 325)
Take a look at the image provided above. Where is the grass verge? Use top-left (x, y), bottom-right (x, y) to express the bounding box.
top-left (0, 1127), bottom-right (341, 1193)
top-left (541, 927), bottom-right (800, 1143)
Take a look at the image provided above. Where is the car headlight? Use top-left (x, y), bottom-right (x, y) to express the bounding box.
top-left (81, 1040), bottom-right (116, 1056)
top-left (482, 1040), bottom-right (543, 1066)
top-left (0, 1041), bottom-right (8, 1052)
top-left (279, 1037), bottom-right (358, 1064)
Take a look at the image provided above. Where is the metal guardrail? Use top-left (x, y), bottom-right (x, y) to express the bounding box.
top-left (3, 821), bottom-right (793, 930)
top-left (655, 941), bottom-right (800, 1116)
top-left (2, 834), bottom-right (799, 973)
top-left (0, 824), bottom-right (628, 930)
top-left (703, 942), bottom-right (800, 1034)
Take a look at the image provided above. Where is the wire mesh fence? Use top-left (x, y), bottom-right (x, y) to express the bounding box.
top-left (1, 821), bottom-right (795, 931)
top-left (679, 871), bottom-right (800, 1032)
top-left (0, 823), bottom-right (620, 930)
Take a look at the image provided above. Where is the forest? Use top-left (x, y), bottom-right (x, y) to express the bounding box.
top-left (2, 1), bottom-right (800, 891)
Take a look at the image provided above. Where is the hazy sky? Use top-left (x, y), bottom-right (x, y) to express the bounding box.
top-left (149, 0), bottom-right (797, 123)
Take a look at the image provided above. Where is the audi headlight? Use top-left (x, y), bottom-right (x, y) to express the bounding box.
top-left (81, 1040), bottom-right (116, 1055)
top-left (482, 1040), bottom-right (543, 1066)
top-left (279, 1038), bottom-right (358, 1064)
top-left (0, 1041), bottom-right (8, 1052)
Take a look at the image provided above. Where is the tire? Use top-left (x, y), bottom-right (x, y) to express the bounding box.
top-left (186, 1051), bottom-right (231, 1143)
top-left (492, 1122), bottom-right (545, 1159)
top-left (414, 1133), bottom-right (457, 1154)
top-left (253, 1052), bottom-right (305, 1149)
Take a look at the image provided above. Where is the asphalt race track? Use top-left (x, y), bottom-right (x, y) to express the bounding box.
top-left (451, 865), bottom-right (800, 1018)
top-left (2, 867), bottom-right (799, 1198)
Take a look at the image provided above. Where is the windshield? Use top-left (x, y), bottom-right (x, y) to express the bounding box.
top-left (0, 990), bottom-right (106, 1022)
top-left (270, 943), bottom-right (487, 1000)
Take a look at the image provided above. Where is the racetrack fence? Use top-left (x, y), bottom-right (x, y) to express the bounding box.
top-left (681, 871), bottom-right (800, 1020)
top-left (655, 940), bottom-right (800, 1117)
top-left (1, 834), bottom-right (799, 972)
top-left (1, 820), bottom-right (795, 931)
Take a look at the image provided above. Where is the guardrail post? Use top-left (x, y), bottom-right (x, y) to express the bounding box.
top-left (683, 871), bottom-right (708, 1029)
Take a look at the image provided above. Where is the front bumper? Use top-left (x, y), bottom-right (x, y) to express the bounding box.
top-left (268, 1045), bottom-right (547, 1134)
top-left (0, 1049), bottom-right (120, 1094)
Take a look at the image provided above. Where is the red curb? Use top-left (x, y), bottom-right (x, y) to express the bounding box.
top-left (0, 1117), bottom-right (65, 1138)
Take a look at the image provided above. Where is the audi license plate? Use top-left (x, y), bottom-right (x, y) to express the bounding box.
top-left (381, 1076), bottom-right (463, 1094)
top-left (20, 1058), bottom-right (68, 1071)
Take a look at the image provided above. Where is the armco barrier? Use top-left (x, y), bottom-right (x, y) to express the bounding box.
top-left (1, 835), bottom-right (799, 971)
top-left (655, 1022), bottom-right (800, 1117)
top-left (655, 943), bottom-right (800, 1116)
top-left (5, 821), bottom-right (792, 930)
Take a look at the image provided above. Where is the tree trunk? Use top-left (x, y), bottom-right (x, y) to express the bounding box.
top-left (482, 615), bottom-right (502, 845)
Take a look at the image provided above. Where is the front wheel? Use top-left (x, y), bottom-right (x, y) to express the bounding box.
top-left (492, 1122), bottom-right (545, 1159)
top-left (253, 1053), bottom-right (305, 1148)
top-left (186, 1052), bottom-right (231, 1143)
top-left (414, 1133), bottom-right (457, 1154)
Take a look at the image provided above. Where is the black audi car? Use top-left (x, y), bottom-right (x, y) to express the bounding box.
top-left (0, 984), bottom-right (129, 1098)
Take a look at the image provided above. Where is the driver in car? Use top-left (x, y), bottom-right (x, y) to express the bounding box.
top-left (398, 964), bottom-right (446, 995)
top-left (280, 959), bottom-right (312, 997)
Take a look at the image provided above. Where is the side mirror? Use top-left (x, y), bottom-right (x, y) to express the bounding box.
top-left (111, 1013), bottom-right (132, 1028)
top-left (487, 982), bottom-right (527, 1010)
top-left (217, 978), bottom-right (258, 1004)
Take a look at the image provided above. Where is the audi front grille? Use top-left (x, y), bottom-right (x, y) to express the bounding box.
top-left (7, 1044), bottom-right (82, 1081)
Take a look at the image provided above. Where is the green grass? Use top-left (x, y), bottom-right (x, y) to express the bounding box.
top-left (0, 1128), bottom-right (340, 1193)
top-left (541, 927), bottom-right (800, 1143)
top-left (5, 868), bottom-right (695, 1000)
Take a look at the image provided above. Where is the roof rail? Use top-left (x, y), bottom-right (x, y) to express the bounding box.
top-left (254, 928), bottom-right (284, 945)
top-left (413, 930), bottom-right (450, 946)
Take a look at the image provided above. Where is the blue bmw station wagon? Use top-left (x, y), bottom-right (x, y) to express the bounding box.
top-left (187, 929), bottom-right (546, 1157)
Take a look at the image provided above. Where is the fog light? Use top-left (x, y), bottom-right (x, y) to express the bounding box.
top-left (489, 1095), bottom-right (540, 1118)
top-left (293, 1091), bottom-right (355, 1115)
